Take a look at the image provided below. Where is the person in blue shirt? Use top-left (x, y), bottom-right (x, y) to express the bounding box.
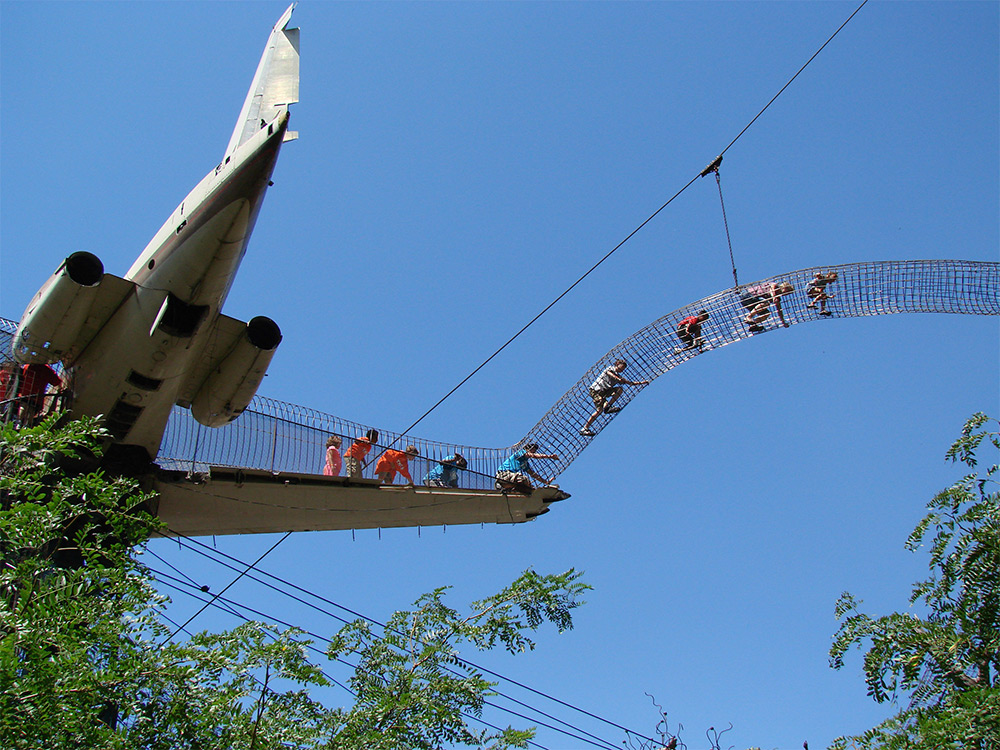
top-left (424, 453), bottom-right (468, 488)
top-left (494, 443), bottom-right (559, 493)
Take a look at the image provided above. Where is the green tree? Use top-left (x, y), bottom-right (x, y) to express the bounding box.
top-left (829, 412), bottom-right (1000, 749)
top-left (0, 416), bottom-right (589, 749)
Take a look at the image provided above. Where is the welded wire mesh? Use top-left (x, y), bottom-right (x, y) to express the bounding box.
top-left (4, 259), bottom-right (998, 490)
top-left (156, 396), bottom-right (509, 491)
top-left (519, 260), bottom-right (1000, 477)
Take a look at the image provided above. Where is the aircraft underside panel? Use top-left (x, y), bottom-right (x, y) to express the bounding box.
top-left (152, 466), bottom-right (565, 537)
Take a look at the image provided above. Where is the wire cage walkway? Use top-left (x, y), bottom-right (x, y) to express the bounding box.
top-left (3, 259), bottom-right (997, 491)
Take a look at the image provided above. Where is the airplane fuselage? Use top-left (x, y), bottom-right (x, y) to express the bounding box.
top-left (12, 6), bottom-right (298, 470)
top-left (66, 113), bottom-right (288, 461)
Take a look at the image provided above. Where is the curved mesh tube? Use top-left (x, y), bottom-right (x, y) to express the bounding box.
top-left (518, 259), bottom-right (998, 479)
top-left (3, 259), bottom-right (997, 490)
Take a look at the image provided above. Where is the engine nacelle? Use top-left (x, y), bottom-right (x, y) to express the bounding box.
top-left (13, 252), bottom-right (105, 364)
top-left (190, 316), bottom-right (282, 427)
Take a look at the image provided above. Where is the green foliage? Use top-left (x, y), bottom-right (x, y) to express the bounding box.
top-left (326, 570), bottom-right (589, 749)
top-left (828, 687), bottom-right (1000, 750)
top-left (829, 413), bottom-right (1000, 749)
top-left (0, 416), bottom-right (589, 749)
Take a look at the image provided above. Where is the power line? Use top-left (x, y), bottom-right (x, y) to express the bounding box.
top-left (161, 532), bottom-right (650, 746)
top-left (157, 532), bottom-right (290, 647)
top-left (153, 569), bottom-right (628, 750)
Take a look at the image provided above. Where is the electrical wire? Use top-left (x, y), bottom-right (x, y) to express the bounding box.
top-left (157, 531), bottom-right (290, 647)
top-left (153, 569), bottom-right (625, 750)
top-left (160, 532), bottom-right (651, 747)
top-left (390, 0), bottom-right (870, 440)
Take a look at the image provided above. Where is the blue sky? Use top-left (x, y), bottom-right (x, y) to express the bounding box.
top-left (2, 2), bottom-right (998, 747)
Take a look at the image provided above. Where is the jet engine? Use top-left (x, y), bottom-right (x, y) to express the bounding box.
top-left (13, 252), bottom-right (105, 364)
top-left (190, 316), bottom-right (282, 427)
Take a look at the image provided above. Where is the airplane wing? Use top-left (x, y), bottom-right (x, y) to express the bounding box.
top-left (224, 2), bottom-right (300, 158)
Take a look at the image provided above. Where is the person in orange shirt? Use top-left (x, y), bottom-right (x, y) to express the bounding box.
top-left (344, 429), bottom-right (379, 479)
top-left (375, 445), bottom-right (420, 486)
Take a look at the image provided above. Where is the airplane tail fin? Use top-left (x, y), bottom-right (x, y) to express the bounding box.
top-left (224, 3), bottom-right (299, 158)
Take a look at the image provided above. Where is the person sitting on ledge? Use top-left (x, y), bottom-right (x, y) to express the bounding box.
top-left (495, 443), bottom-right (558, 494)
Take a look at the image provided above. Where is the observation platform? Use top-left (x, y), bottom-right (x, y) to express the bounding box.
top-left (151, 465), bottom-right (567, 537)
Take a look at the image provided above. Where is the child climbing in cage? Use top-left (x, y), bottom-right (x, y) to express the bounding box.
top-left (579, 359), bottom-right (649, 437)
top-left (743, 281), bottom-right (793, 332)
top-left (806, 271), bottom-right (838, 316)
top-left (674, 310), bottom-right (710, 353)
top-left (375, 444), bottom-right (419, 486)
top-left (424, 453), bottom-right (468, 488)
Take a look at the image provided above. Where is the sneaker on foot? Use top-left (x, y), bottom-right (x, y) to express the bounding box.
top-left (580, 428), bottom-right (595, 436)
top-left (605, 407), bottom-right (623, 414)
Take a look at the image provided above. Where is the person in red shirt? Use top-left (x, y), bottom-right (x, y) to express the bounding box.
top-left (675, 309), bottom-right (710, 353)
top-left (374, 445), bottom-right (419, 486)
top-left (344, 429), bottom-right (380, 479)
top-left (17, 363), bottom-right (62, 423)
top-left (0, 361), bottom-right (17, 423)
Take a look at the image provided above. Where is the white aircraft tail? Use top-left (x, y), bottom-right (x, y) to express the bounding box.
top-left (224, 3), bottom-right (299, 158)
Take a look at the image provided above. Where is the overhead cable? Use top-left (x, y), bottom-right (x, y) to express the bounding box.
top-left (394, 0), bottom-right (869, 439)
top-left (153, 569), bottom-right (627, 750)
top-left (164, 531), bottom-right (652, 746)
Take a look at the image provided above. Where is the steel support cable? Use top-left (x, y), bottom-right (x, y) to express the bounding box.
top-left (711, 167), bottom-right (739, 288)
top-left (715, 0), bottom-right (868, 164)
top-left (389, 0), bottom-right (869, 445)
top-left (699, 0), bottom-right (869, 287)
top-left (164, 529), bottom-right (658, 746)
top-left (152, 569), bottom-right (626, 750)
top-left (385, 177), bottom-right (701, 452)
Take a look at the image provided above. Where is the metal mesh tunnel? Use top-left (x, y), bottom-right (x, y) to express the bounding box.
top-left (519, 259), bottom-right (999, 479)
top-left (2, 259), bottom-right (997, 492)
